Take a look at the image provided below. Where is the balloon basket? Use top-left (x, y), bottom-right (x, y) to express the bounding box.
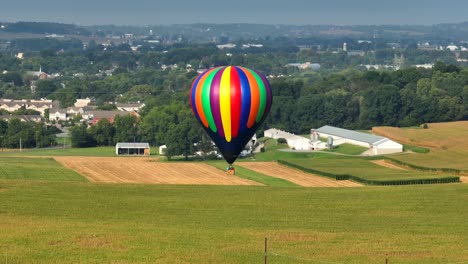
top-left (226, 165), bottom-right (235, 175)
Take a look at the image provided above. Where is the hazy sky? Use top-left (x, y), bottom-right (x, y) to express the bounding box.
top-left (1, 0), bottom-right (467, 26)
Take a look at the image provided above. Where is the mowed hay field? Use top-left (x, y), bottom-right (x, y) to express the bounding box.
top-left (373, 121), bottom-right (468, 171)
top-left (54, 156), bottom-right (260, 186)
top-left (237, 162), bottom-right (362, 187)
top-left (0, 182), bottom-right (467, 263)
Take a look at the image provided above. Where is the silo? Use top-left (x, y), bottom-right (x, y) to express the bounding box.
top-left (327, 136), bottom-right (334, 149)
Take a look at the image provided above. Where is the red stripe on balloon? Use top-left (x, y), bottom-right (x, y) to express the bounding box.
top-left (230, 66), bottom-right (241, 138)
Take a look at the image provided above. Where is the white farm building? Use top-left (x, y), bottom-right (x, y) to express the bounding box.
top-left (314, 126), bottom-right (403, 155)
top-left (116, 142), bottom-right (150, 156)
top-left (264, 128), bottom-right (313, 150)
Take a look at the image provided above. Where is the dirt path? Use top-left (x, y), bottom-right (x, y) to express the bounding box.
top-left (459, 176), bottom-right (468, 183)
top-left (237, 162), bottom-right (362, 187)
top-left (371, 160), bottom-right (409, 170)
top-left (54, 156), bottom-right (261, 186)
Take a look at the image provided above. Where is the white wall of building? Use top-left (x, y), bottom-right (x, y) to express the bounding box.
top-left (372, 139), bottom-right (403, 155)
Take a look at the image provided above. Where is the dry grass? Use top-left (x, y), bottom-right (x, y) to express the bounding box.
top-left (371, 160), bottom-right (409, 171)
top-left (237, 162), bottom-right (362, 187)
top-left (373, 121), bottom-right (468, 171)
top-left (54, 156), bottom-right (261, 186)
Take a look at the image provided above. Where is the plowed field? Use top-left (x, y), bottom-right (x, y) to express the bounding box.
top-left (237, 162), bottom-right (362, 187)
top-left (54, 157), bottom-right (261, 186)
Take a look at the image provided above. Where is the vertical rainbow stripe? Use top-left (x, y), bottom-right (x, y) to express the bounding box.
top-left (190, 66), bottom-right (272, 142)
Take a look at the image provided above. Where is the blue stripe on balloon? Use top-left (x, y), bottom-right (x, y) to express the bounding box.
top-left (235, 66), bottom-right (251, 133)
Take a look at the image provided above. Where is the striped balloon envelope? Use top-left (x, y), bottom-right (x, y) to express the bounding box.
top-left (190, 66), bottom-right (272, 164)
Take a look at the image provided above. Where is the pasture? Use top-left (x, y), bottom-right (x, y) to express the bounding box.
top-left (0, 181), bottom-right (467, 263)
top-left (0, 157), bottom-right (85, 182)
top-left (284, 158), bottom-right (454, 182)
top-left (373, 121), bottom-right (468, 171)
top-left (236, 161), bottom-right (362, 187)
top-left (0, 146), bottom-right (117, 157)
top-left (1, 121), bottom-right (467, 263)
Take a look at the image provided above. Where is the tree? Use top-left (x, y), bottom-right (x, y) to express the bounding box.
top-left (195, 134), bottom-right (215, 160)
top-left (90, 118), bottom-right (115, 146)
top-left (164, 110), bottom-right (198, 160)
top-left (5, 118), bottom-right (35, 148)
top-left (70, 123), bottom-right (96, 147)
top-left (114, 114), bottom-right (139, 143)
top-left (36, 79), bottom-right (59, 98)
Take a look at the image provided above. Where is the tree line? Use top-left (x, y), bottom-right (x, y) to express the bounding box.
top-left (0, 119), bottom-right (59, 149)
top-left (267, 62), bottom-right (468, 133)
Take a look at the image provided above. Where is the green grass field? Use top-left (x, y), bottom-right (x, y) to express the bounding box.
top-left (0, 146), bottom-right (118, 157)
top-left (285, 158), bottom-right (453, 181)
top-left (0, 124), bottom-right (467, 263)
top-left (0, 181), bottom-right (467, 263)
top-left (0, 157), bottom-right (85, 181)
top-left (324, 143), bottom-right (368, 155)
top-left (207, 161), bottom-right (299, 187)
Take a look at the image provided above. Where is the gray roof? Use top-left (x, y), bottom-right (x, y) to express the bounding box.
top-left (116, 142), bottom-right (150, 148)
top-left (91, 110), bottom-right (126, 118)
top-left (315, 125), bottom-right (386, 144)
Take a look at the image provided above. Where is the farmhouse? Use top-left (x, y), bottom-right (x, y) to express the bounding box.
top-left (314, 125), bottom-right (403, 155)
top-left (116, 142), bottom-right (150, 156)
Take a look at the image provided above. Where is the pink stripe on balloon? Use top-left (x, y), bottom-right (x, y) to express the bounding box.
top-left (210, 67), bottom-right (225, 138)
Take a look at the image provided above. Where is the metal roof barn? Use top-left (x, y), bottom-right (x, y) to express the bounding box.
top-left (116, 142), bottom-right (150, 156)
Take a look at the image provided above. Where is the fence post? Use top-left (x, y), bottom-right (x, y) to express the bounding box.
top-left (264, 237), bottom-right (268, 264)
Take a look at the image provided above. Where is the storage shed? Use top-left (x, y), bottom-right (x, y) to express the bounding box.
top-left (116, 142), bottom-right (150, 156)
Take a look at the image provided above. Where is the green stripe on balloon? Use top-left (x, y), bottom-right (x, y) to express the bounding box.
top-left (248, 69), bottom-right (267, 123)
top-left (202, 68), bottom-right (220, 132)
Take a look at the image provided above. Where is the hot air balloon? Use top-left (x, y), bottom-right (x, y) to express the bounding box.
top-left (190, 66), bottom-right (272, 168)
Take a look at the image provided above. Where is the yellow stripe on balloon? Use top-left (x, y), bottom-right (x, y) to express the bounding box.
top-left (219, 66), bottom-right (232, 142)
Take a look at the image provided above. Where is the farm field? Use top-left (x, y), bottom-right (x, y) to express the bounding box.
top-left (0, 157), bottom-right (85, 182)
top-left (0, 146), bottom-right (118, 157)
top-left (54, 156), bottom-right (260, 186)
top-left (237, 161), bottom-right (362, 187)
top-left (284, 158), bottom-right (454, 182)
top-left (1, 122), bottom-right (467, 263)
top-left (374, 121), bottom-right (468, 171)
top-left (0, 181), bottom-right (467, 263)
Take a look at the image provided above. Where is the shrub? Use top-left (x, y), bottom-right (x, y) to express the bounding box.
top-left (277, 138), bottom-right (287, 144)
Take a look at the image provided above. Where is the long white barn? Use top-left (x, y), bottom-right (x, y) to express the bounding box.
top-left (264, 128), bottom-right (312, 150)
top-left (314, 125), bottom-right (403, 155)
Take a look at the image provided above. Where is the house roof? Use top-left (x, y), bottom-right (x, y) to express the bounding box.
top-left (0, 99), bottom-right (58, 108)
top-left (90, 110), bottom-right (127, 119)
top-left (0, 115), bottom-right (43, 122)
top-left (264, 128), bottom-right (309, 141)
top-left (115, 103), bottom-right (144, 108)
top-left (116, 142), bottom-right (150, 148)
top-left (49, 108), bottom-right (68, 114)
top-left (315, 125), bottom-right (386, 145)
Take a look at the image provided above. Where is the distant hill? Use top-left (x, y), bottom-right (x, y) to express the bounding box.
top-left (1, 22), bottom-right (91, 36)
